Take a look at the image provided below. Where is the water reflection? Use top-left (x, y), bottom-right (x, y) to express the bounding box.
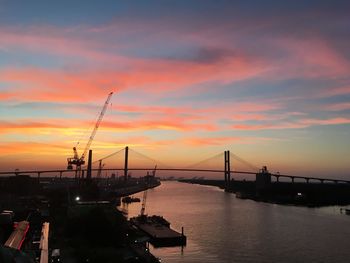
top-left (119, 181), bottom-right (350, 263)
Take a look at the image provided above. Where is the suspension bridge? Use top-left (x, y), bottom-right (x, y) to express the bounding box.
top-left (1, 146), bottom-right (349, 185)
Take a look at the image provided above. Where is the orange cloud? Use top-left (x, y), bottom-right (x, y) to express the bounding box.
top-left (0, 91), bottom-right (15, 100)
top-left (0, 141), bottom-right (68, 156)
top-left (0, 115), bottom-right (218, 136)
top-left (0, 120), bottom-right (85, 137)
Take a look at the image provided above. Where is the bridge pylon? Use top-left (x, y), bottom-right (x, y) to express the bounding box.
top-left (124, 146), bottom-right (129, 181)
top-left (224, 150), bottom-right (231, 191)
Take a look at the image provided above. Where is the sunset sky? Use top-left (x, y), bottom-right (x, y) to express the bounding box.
top-left (0, 1), bottom-right (349, 178)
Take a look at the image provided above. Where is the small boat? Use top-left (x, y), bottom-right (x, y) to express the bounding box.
top-left (122, 196), bottom-right (141, 203)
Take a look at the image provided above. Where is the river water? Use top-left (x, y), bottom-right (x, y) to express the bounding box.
top-left (120, 181), bottom-right (350, 263)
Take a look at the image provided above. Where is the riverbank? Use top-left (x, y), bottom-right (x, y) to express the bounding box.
top-left (179, 179), bottom-right (350, 206)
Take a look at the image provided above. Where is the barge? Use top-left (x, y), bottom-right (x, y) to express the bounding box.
top-left (130, 215), bottom-right (186, 247)
top-left (122, 196), bottom-right (141, 203)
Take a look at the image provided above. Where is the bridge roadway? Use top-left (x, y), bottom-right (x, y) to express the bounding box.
top-left (0, 168), bottom-right (349, 184)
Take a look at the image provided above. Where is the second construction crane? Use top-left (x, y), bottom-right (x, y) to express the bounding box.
top-left (140, 165), bottom-right (157, 217)
top-left (67, 92), bottom-right (113, 173)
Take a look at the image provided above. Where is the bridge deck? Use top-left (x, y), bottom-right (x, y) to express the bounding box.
top-left (0, 168), bottom-right (349, 184)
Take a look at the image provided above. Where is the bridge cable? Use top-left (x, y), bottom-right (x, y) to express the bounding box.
top-left (128, 148), bottom-right (173, 168)
top-left (229, 152), bottom-right (259, 171)
top-left (92, 148), bottom-right (125, 165)
top-left (185, 152), bottom-right (223, 169)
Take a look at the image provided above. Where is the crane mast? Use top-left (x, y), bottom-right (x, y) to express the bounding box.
top-left (67, 92), bottom-right (113, 171)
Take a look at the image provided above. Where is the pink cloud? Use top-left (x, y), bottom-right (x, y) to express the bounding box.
top-left (324, 102), bottom-right (350, 111)
top-left (0, 26), bottom-right (128, 63)
top-left (317, 86), bottom-right (350, 98)
top-left (183, 136), bottom-right (281, 146)
top-left (115, 104), bottom-right (194, 116)
top-left (0, 52), bottom-right (268, 102)
top-left (232, 117), bottom-right (350, 130)
top-left (271, 37), bottom-right (350, 79)
top-left (101, 119), bottom-right (217, 132)
top-left (300, 117), bottom-right (350, 126)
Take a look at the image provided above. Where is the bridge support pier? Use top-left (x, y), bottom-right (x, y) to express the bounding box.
top-left (224, 150), bottom-right (231, 190)
top-left (124, 146), bottom-right (129, 181)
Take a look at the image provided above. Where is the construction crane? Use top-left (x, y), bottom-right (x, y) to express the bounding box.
top-left (67, 92), bottom-right (113, 172)
top-left (140, 165), bottom-right (157, 216)
top-left (140, 188), bottom-right (148, 217)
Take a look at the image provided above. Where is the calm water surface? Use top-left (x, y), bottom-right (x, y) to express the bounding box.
top-left (120, 181), bottom-right (350, 263)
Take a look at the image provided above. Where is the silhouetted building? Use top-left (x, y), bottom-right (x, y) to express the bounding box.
top-left (256, 166), bottom-right (271, 190)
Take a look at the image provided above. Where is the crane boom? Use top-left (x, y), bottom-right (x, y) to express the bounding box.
top-left (67, 91), bottom-right (113, 171)
top-left (81, 91), bottom-right (113, 161)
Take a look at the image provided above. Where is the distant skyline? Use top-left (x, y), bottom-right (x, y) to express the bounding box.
top-left (0, 1), bottom-right (349, 178)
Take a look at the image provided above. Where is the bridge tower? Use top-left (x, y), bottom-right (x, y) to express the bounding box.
top-left (124, 146), bottom-right (129, 181)
top-left (224, 150), bottom-right (231, 191)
